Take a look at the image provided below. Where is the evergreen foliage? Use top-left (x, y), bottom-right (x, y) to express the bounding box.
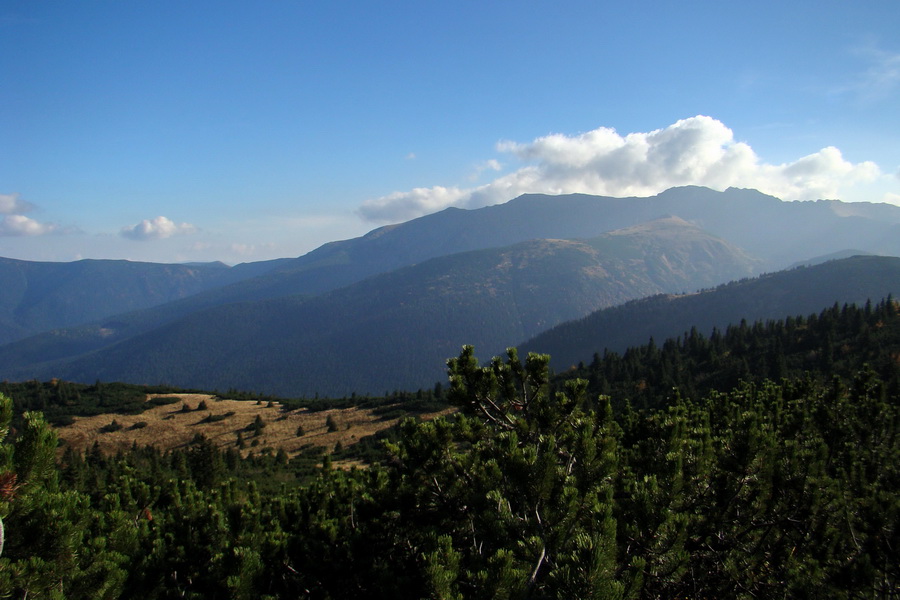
top-left (0, 380), bottom-right (186, 428)
top-left (0, 301), bottom-right (898, 598)
top-left (557, 297), bottom-right (900, 412)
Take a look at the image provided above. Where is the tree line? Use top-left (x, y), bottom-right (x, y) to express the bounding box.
top-left (0, 300), bottom-right (898, 598)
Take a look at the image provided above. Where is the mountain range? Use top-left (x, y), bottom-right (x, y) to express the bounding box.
top-left (2, 186), bottom-right (899, 396)
top-left (521, 254), bottom-right (900, 371)
top-left (0, 256), bottom-right (289, 345)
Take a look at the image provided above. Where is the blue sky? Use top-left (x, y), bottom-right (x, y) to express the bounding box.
top-left (2, 1), bottom-right (899, 264)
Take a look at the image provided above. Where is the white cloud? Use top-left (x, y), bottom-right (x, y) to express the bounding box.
top-left (482, 158), bottom-right (502, 172)
top-left (467, 158), bottom-right (503, 182)
top-left (0, 193), bottom-right (34, 215)
top-left (357, 116), bottom-right (884, 223)
top-left (358, 185), bottom-right (473, 222)
top-left (0, 193), bottom-right (61, 236)
top-left (120, 216), bottom-right (197, 241)
top-left (0, 214), bottom-right (59, 236)
top-left (771, 146), bottom-right (880, 199)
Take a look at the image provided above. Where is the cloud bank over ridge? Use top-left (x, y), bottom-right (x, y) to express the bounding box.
top-left (358, 116), bottom-right (882, 223)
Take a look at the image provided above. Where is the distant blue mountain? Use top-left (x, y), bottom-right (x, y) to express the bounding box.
top-left (2, 186), bottom-right (899, 395)
top-left (0, 217), bottom-right (759, 396)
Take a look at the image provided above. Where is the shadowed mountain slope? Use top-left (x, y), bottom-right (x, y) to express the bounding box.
top-left (5, 186), bottom-right (899, 350)
top-left (0, 218), bottom-right (758, 396)
top-left (521, 254), bottom-right (900, 371)
top-left (73, 186), bottom-right (900, 337)
top-left (205, 186), bottom-right (900, 304)
top-left (0, 257), bottom-right (279, 345)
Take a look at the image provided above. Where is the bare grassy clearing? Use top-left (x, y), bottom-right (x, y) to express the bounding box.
top-left (56, 393), bottom-right (451, 460)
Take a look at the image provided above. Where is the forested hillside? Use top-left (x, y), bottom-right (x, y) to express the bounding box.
top-left (523, 254), bottom-right (900, 372)
top-left (0, 299), bottom-right (897, 598)
top-left (0, 218), bottom-right (758, 396)
top-left (4, 186), bottom-right (900, 399)
top-left (558, 296), bottom-right (900, 411)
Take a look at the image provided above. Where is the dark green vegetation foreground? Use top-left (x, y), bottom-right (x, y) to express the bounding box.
top-left (1, 301), bottom-right (899, 598)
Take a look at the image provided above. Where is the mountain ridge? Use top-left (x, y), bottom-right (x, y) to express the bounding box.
top-left (4, 186), bottom-right (900, 348)
top-left (0, 257), bottom-right (279, 345)
top-left (0, 218), bottom-right (759, 396)
top-left (3, 186), bottom-right (900, 396)
top-left (521, 254), bottom-right (900, 371)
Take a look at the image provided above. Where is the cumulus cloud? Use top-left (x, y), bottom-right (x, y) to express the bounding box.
top-left (0, 192), bottom-right (61, 236)
top-left (120, 216), bottom-right (197, 241)
top-left (357, 116), bottom-right (883, 223)
top-left (0, 214), bottom-right (59, 236)
top-left (359, 186), bottom-right (473, 222)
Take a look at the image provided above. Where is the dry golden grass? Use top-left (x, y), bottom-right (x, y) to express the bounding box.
top-left (56, 393), bottom-right (452, 461)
